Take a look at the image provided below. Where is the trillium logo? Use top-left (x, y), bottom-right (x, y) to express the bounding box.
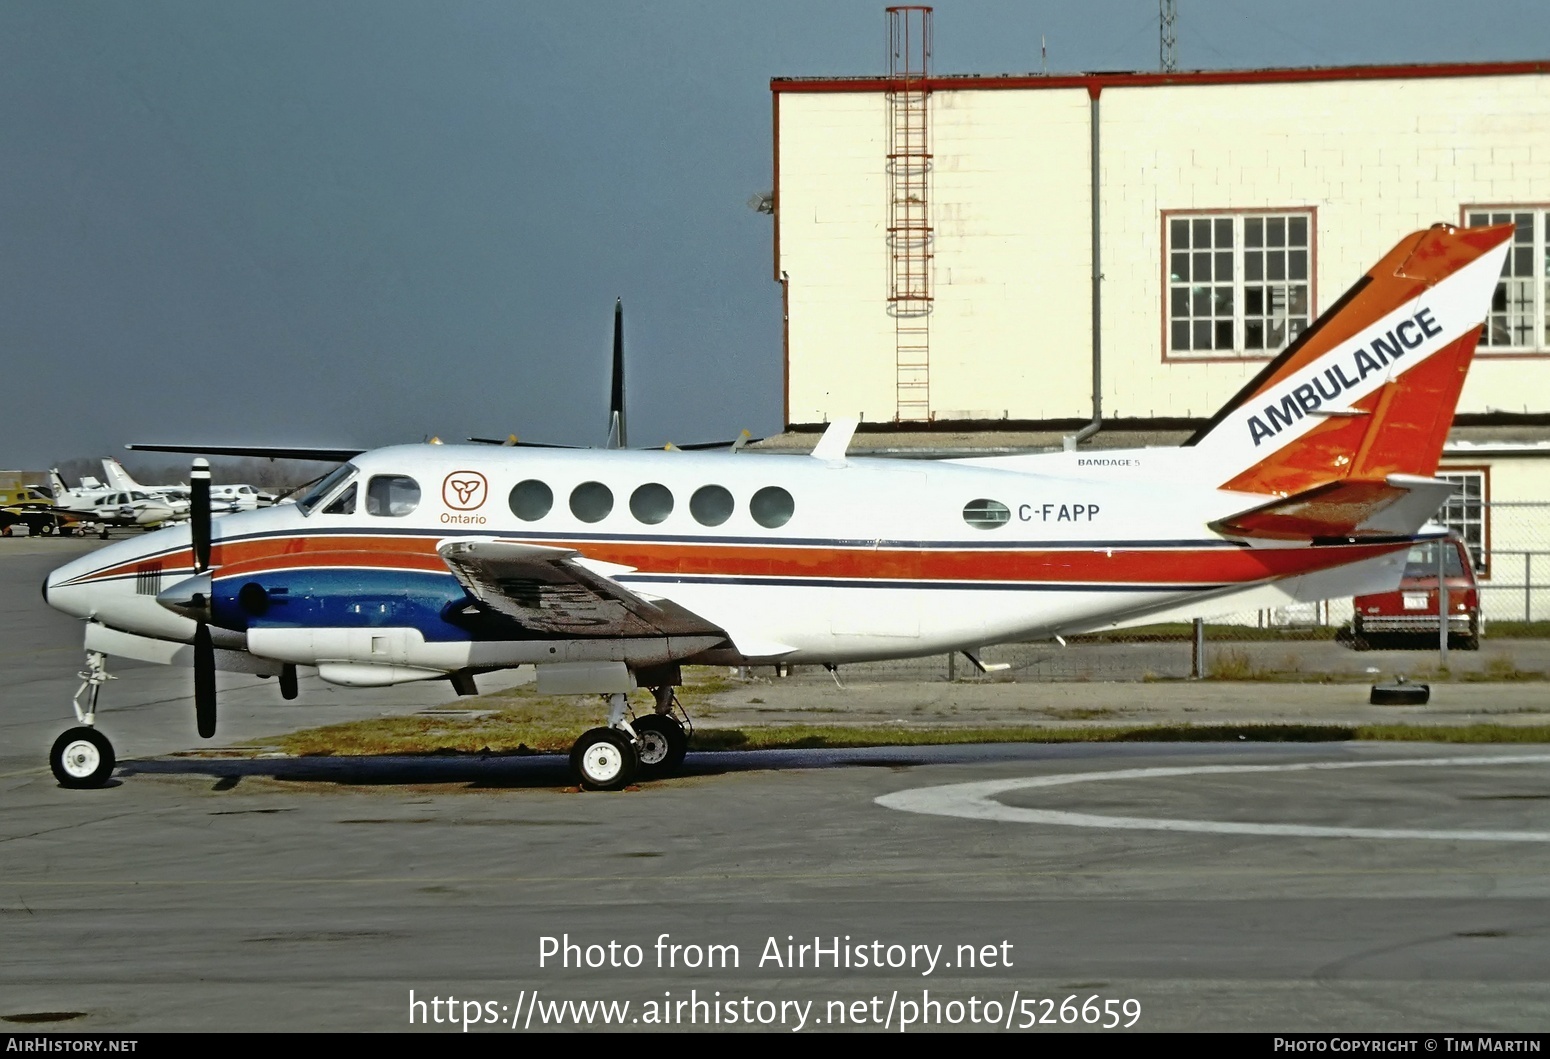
top-left (442, 470), bottom-right (488, 511)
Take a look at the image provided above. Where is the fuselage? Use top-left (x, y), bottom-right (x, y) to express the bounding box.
top-left (44, 443), bottom-right (1414, 678)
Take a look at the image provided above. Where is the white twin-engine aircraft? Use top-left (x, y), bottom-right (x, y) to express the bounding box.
top-left (42, 223), bottom-right (1512, 791)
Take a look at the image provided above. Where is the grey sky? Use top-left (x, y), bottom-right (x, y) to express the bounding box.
top-left (3, 1), bottom-right (1547, 471)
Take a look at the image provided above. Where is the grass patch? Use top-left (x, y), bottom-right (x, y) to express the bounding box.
top-left (1353, 724), bottom-right (1550, 743)
top-left (1480, 621), bottom-right (1550, 640)
top-left (267, 710), bottom-right (1550, 758)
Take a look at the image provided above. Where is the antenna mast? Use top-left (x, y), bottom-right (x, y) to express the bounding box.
top-left (1159, 0), bottom-right (1177, 72)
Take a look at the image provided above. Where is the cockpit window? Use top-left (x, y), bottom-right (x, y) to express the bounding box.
top-left (298, 463), bottom-right (359, 516)
top-left (323, 482), bottom-right (357, 515)
top-left (366, 475), bottom-right (421, 517)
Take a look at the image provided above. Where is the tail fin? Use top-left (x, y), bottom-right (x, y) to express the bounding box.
top-left (1188, 223), bottom-right (1513, 497)
top-left (100, 457), bottom-right (139, 492)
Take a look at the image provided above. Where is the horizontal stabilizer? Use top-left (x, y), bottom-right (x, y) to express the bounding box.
top-left (1212, 475), bottom-right (1457, 540)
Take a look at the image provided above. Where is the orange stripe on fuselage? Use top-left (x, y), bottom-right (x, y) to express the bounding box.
top-left (71, 532), bottom-right (1411, 589)
top-left (171, 532), bottom-right (1409, 587)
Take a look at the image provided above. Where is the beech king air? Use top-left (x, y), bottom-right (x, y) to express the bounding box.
top-left (41, 223), bottom-right (1512, 791)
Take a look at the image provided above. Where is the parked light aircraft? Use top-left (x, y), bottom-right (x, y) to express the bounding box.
top-left (101, 456), bottom-right (274, 512)
top-left (41, 223), bottom-right (1512, 790)
top-left (46, 470), bottom-right (176, 535)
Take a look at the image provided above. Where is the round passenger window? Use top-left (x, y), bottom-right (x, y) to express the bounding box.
top-left (690, 485), bottom-right (734, 527)
top-left (366, 475), bottom-right (421, 517)
top-left (749, 486), bottom-right (794, 529)
top-left (509, 480), bottom-right (553, 521)
top-left (963, 498), bottom-right (1010, 530)
top-left (630, 483), bottom-right (674, 525)
top-left (570, 481), bottom-right (614, 523)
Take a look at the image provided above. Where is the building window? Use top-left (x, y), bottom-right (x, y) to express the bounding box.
top-left (1437, 470), bottom-right (1487, 575)
top-left (1166, 211), bottom-right (1313, 358)
top-left (1465, 209), bottom-right (1550, 351)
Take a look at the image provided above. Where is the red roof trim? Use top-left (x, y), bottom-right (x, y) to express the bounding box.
top-left (771, 60), bottom-right (1550, 94)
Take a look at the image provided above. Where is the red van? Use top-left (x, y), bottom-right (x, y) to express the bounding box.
top-left (1350, 537), bottom-right (1481, 650)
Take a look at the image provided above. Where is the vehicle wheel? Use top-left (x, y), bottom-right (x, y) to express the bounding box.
top-left (1370, 680), bottom-right (1429, 706)
top-left (632, 714), bottom-right (687, 778)
top-left (39, 521), bottom-right (55, 536)
top-left (570, 727), bottom-right (637, 791)
top-left (50, 727), bottom-right (115, 789)
top-left (1348, 618), bottom-right (1370, 651)
top-left (99, 529), bottom-right (110, 540)
top-left (1458, 616), bottom-right (1481, 651)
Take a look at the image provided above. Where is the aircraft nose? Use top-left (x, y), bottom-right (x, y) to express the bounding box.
top-left (42, 560), bottom-right (94, 619)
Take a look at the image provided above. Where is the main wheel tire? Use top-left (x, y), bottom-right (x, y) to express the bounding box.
top-left (50, 727), bottom-right (115, 789)
top-left (570, 727), bottom-right (638, 792)
top-left (632, 714), bottom-right (687, 778)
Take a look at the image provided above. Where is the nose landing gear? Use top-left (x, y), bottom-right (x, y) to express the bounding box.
top-left (49, 651), bottom-right (117, 789)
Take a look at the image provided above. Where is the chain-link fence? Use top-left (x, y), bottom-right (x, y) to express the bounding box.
top-left (754, 501), bottom-right (1550, 685)
top-left (1476, 501), bottom-right (1550, 624)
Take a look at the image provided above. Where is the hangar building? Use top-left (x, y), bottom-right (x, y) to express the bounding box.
top-left (768, 26), bottom-right (1550, 624)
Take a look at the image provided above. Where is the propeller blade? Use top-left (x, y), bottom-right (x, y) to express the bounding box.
top-left (190, 459), bottom-right (211, 573)
top-left (194, 623), bottom-right (216, 738)
top-left (607, 298), bottom-right (626, 449)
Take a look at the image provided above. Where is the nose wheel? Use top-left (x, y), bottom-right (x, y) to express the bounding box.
top-left (50, 726), bottom-right (115, 789)
top-left (49, 649), bottom-right (118, 788)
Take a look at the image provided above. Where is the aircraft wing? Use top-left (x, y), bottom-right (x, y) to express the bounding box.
top-left (126, 444), bottom-right (363, 462)
top-left (437, 538), bottom-right (726, 639)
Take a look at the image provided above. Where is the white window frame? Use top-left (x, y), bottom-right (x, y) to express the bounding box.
top-left (1464, 207), bottom-right (1550, 353)
top-left (1164, 209), bottom-right (1316, 361)
top-left (1437, 469), bottom-right (1488, 577)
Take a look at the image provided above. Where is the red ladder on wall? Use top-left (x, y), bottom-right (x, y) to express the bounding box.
top-left (887, 6), bottom-right (933, 422)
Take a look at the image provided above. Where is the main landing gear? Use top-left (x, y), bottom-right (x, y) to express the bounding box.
top-left (570, 685), bottom-right (692, 792)
top-left (49, 652), bottom-right (117, 789)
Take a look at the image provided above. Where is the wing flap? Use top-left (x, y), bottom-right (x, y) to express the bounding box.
top-left (437, 538), bottom-right (726, 639)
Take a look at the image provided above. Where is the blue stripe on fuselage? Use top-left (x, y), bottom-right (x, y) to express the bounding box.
top-left (211, 567), bottom-right (474, 640)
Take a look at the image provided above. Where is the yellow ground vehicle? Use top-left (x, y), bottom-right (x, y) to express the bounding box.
top-left (0, 474), bottom-right (82, 536)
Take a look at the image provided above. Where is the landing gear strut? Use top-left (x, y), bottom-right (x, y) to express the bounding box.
top-left (568, 685), bottom-right (692, 790)
top-left (50, 652), bottom-right (117, 789)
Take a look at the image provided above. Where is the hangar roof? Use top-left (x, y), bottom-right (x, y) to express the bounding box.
top-left (772, 59), bottom-right (1550, 95)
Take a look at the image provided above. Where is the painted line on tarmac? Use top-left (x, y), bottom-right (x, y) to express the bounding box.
top-left (876, 754), bottom-right (1550, 841)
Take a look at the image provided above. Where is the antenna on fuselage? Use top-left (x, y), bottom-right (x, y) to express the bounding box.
top-left (606, 298), bottom-right (626, 449)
